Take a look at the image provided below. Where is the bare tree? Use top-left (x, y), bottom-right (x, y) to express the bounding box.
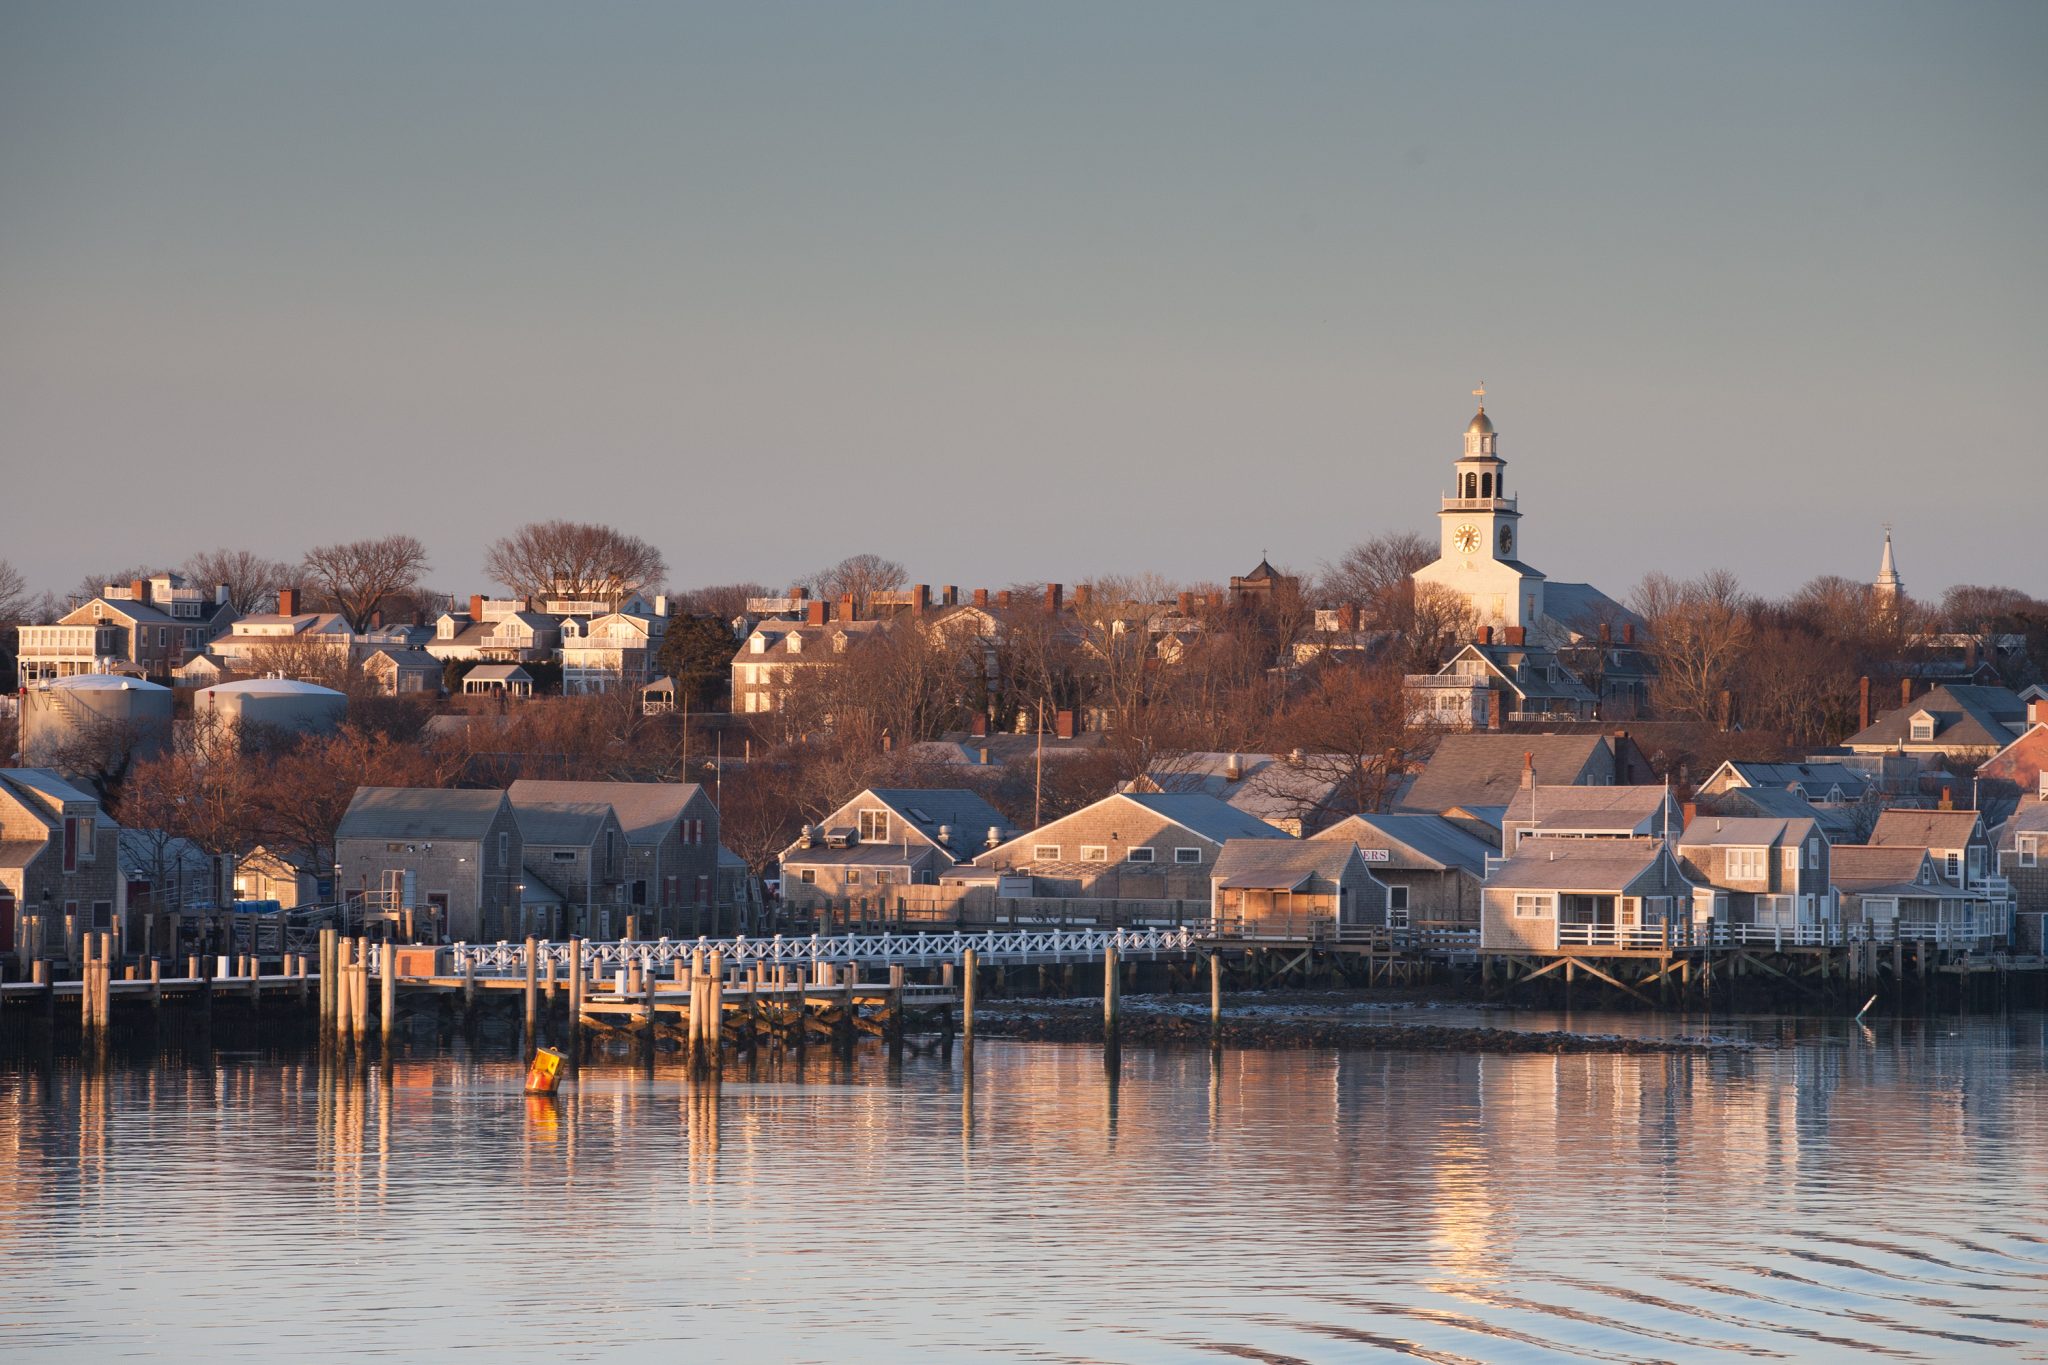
top-left (0, 559), bottom-right (29, 624)
top-left (1272, 661), bottom-right (1442, 816)
top-left (484, 520), bottom-right (668, 608)
top-left (808, 554), bottom-right (907, 617)
top-left (676, 582), bottom-right (770, 620)
top-left (183, 548), bottom-right (292, 615)
top-left (1632, 569), bottom-right (1754, 723)
top-left (1323, 531), bottom-right (1434, 624)
top-left (301, 535), bottom-right (431, 632)
top-left (69, 565), bottom-right (155, 608)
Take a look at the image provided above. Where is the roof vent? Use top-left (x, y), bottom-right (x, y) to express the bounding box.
top-left (986, 825), bottom-right (1003, 849)
top-left (937, 825), bottom-right (952, 846)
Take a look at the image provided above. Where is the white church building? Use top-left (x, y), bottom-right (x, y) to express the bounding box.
top-left (1411, 389), bottom-right (1632, 644)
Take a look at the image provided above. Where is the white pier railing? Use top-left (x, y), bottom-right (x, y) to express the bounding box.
top-left (448, 926), bottom-right (1199, 977)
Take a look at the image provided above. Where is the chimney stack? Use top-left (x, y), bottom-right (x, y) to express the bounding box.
top-left (978, 746), bottom-right (990, 766)
top-left (1055, 708), bottom-right (1076, 739)
top-left (1598, 621), bottom-right (1611, 645)
top-left (1521, 752), bottom-right (1535, 788)
top-left (1487, 688), bottom-right (1503, 731)
top-left (806, 599), bottom-right (828, 627)
top-left (1504, 626), bottom-right (1526, 646)
top-left (1044, 583), bottom-right (1063, 613)
top-left (1478, 626), bottom-right (1493, 645)
top-left (2029, 697), bottom-right (2047, 727)
top-left (1623, 623), bottom-right (1636, 646)
top-left (1073, 583), bottom-right (1091, 609)
top-left (1338, 603), bottom-right (1359, 633)
top-left (1177, 591), bottom-right (1194, 617)
top-left (1224, 753), bottom-right (1244, 781)
top-left (279, 588), bottom-right (301, 616)
top-left (468, 593), bottom-right (484, 622)
top-left (1859, 675), bottom-right (1872, 731)
top-left (1612, 730), bottom-right (1629, 784)
top-left (997, 590), bottom-right (1013, 610)
top-left (972, 588), bottom-right (989, 608)
top-left (216, 584), bottom-right (230, 607)
top-left (970, 712), bottom-right (988, 738)
top-left (942, 585), bottom-right (958, 606)
top-left (130, 578), bottom-right (146, 602)
top-left (1901, 677), bottom-right (1914, 709)
top-left (839, 593), bottom-right (856, 622)
top-left (1207, 591), bottom-right (1224, 611)
top-left (914, 584), bottom-right (931, 614)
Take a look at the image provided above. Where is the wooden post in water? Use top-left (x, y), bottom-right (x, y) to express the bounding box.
top-left (1209, 950), bottom-right (1222, 1048)
top-left (1103, 942), bottom-right (1120, 1049)
top-left (352, 939), bottom-right (370, 1042)
top-left (79, 933), bottom-right (96, 1033)
top-left (149, 955), bottom-right (162, 1011)
top-left (523, 937), bottom-right (539, 1037)
top-left (380, 938), bottom-right (396, 1042)
top-left (568, 937), bottom-right (585, 1045)
top-left (707, 949), bottom-right (725, 1066)
top-left (318, 927), bottom-right (335, 1031)
top-left (962, 948), bottom-right (978, 1045)
top-left (887, 963), bottom-right (906, 1053)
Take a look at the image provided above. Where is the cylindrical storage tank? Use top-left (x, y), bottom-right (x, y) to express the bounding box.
top-left (21, 674), bottom-right (175, 767)
top-left (194, 678), bottom-right (348, 747)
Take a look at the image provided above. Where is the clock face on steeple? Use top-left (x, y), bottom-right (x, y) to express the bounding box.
top-left (1453, 524), bottom-right (1481, 554)
top-left (1498, 526), bottom-right (1513, 556)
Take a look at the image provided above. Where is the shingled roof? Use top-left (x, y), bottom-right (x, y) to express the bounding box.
top-left (507, 780), bottom-right (706, 845)
top-left (1844, 684), bottom-right (2026, 751)
top-left (337, 787), bottom-right (508, 841)
top-left (1398, 734), bottom-right (1621, 814)
top-left (1211, 839), bottom-right (1364, 891)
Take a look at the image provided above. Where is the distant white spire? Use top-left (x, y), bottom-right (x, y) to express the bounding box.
top-left (1874, 525), bottom-right (1902, 601)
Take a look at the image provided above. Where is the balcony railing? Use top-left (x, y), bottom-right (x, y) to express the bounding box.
top-left (1439, 495), bottom-right (1517, 512)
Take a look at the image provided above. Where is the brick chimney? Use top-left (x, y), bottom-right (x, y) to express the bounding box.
top-left (1623, 623), bottom-right (1636, 646)
top-left (1681, 800), bottom-right (1698, 830)
top-left (1859, 675), bottom-right (1872, 731)
top-left (1901, 677), bottom-right (1914, 710)
top-left (1598, 621), bottom-right (1612, 645)
top-left (1612, 730), bottom-right (1630, 784)
top-left (1044, 583), bottom-right (1063, 613)
top-left (973, 588), bottom-right (989, 609)
top-left (2030, 697), bottom-right (2047, 726)
top-left (839, 593), bottom-right (856, 622)
top-left (279, 588), bottom-right (301, 616)
top-left (1486, 688), bottom-right (1503, 731)
top-left (1938, 787), bottom-right (1954, 811)
top-left (1177, 591), bottom-right (1194, 617)
top-left (942, 585), bottom-right (958, 606)
top-left (1055, 709), bottom-right (1076, 739)
top-left (130, 577), bottom-right (147, 603)
top-left (1207, 591), bottom-right (1224, 611)
top-left (1478, 625), bottom-right (1493, 645)
top-left (370, 609), bottom-right (383, 628)
top-left (1073, 584), bottom-right (1091, 609)
top-left (1338, 603), bottom-right (1359, 632)
top-left (1521, 751), bottom-right (1535, 788)
top-left (998, 590), bottom-right (1013, 610)
top-left (806, 599), bottom-right (828, 627)
top-left (970, 712), bottom-right (988, 737)
top-left (1504, 626), bottom-right (1526, 646)
top-left (468, 593), bottom-right (484, 621)
top-left (913, 584), bottom-right (931, 614)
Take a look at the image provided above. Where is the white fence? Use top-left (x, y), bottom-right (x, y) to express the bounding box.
top-left (1554, 920), bottom-right (2007, 951)
top-left (447, 926), bottom-right (1201, 977)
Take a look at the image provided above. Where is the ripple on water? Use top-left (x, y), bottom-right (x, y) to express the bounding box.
top-left (1, 1010), bottom-right (2045, 1362)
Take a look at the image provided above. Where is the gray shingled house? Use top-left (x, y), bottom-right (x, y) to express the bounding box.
top-left (335, 788), bottom-right (523, 942)
top-left (1210, 839), bottom-right (1388, 939)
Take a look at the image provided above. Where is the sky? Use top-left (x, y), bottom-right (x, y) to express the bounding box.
top-left (2, 2), bottom-right (2043, 605)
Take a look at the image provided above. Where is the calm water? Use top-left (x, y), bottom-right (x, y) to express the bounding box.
top-left (4, 1009), bottom-right (2046, 1362)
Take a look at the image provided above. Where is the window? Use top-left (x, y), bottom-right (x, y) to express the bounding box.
top-left (1079, 846), bottom-right (1108, 862)
top-left (1727, 848), bottom-right (1767, 880)
top-left (1805, 842), bottom-right (1819, 870)
top-left (552, 850), bottom-right (576, 862)
top-left (1173, 847), bottom-right (1203, 864)
top-left (873, 869), bottom-right (894, 885)
top-left (498, 831), bottom-right (510, 867)
top-left (74, 817), bottom-right (95, 861)
top-left (1945, 852), bottom-right (1962, 879)
top-left (1032, 845), bottom-right (1061, 861)
top-left (1910, 715), bottom-right (1935, 742)
top-left (800, 869), bottom-right (815, 885)
top-left (1783, 847), bottom-right (1800, 873)
top-left (1126, 847), bottom-right (1155, 864)
top-left (1388, 885), bottom-right (1410, 912)
top-left (2018, 835), bottom-right (2039, 868)
top-left (858, 809), bottom-right (890, 842)
top-left (1512, 893), bottom-right (1552, 919)
top-left (63, 817), bottom-right (78, 872)
top-left (846, 870), bottom-right (861, 885)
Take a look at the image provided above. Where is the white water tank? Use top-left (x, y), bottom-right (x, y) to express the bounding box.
top-left (21, 674), bottom-right (174, 766)
top-left (194, 678), bottom-right (347, 745)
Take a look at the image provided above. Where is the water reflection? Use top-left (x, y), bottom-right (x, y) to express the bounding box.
top-left (1, 1013), bottom-right (2044, 1361)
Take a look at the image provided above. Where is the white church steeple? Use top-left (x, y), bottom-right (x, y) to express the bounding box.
top-left (1873, 525), bottom-right (1902, 605)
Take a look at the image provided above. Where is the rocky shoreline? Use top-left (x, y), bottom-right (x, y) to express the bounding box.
top-left (977, 1002), bottom-right (1747, 1055)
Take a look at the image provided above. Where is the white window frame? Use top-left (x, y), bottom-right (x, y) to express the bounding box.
top-left (1910, 716), bottom-right (1935, 742)
top-left (1727, 848), bottom-right (1767, 881)
top-left (1805, 842), bottom-right (1819, 870)
top-left (1126, 846), bottom-right (1156, 864)
top-left (1173, 847), bottom-right (1202, 864)
top-left (1782, 846), bottom-right (1799, 873)
top-left (858, 808), bottom-right (890, 843)
top-left (1512, 892), bottom-right (1553, 920)
top-left (1032, 845), bottom-right (1061, 862)
top-left (1078, 845), bottom-right (1108, 862)
top-left (1387, 884), bottom-right (1410, 912)
top-left (1944, 852), bottom-right (1962, 879)
top-left (2018, 835), bottom-right (2039, 868)
top-left (846, 870), bottom-right (862, 885)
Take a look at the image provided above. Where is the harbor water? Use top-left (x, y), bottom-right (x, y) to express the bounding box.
top-left (4, 1007), bottom-right (2045, 1361)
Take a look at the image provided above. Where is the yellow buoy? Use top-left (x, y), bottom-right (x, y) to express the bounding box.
top-left (524, 1046), bottom-right (566, 1095)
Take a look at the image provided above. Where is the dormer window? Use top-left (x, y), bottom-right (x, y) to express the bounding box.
top-left (833, 632), bottom-right (848, 653)
top-left (787, 633), bottom-right (803, 655)
top-left (750, 634), bottom-right (767, 654)
top-left (1909, 711), bottom-right (1936, 743)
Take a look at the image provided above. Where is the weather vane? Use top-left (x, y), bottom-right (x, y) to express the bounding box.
top-left (1472, 381), bottom-right (1486, 409)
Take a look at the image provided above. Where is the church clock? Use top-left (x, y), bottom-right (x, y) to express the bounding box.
top-left (1498, 526), bottom-right (1514, 556)
top-left (1453, 524), bottom-right (1481, 554)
